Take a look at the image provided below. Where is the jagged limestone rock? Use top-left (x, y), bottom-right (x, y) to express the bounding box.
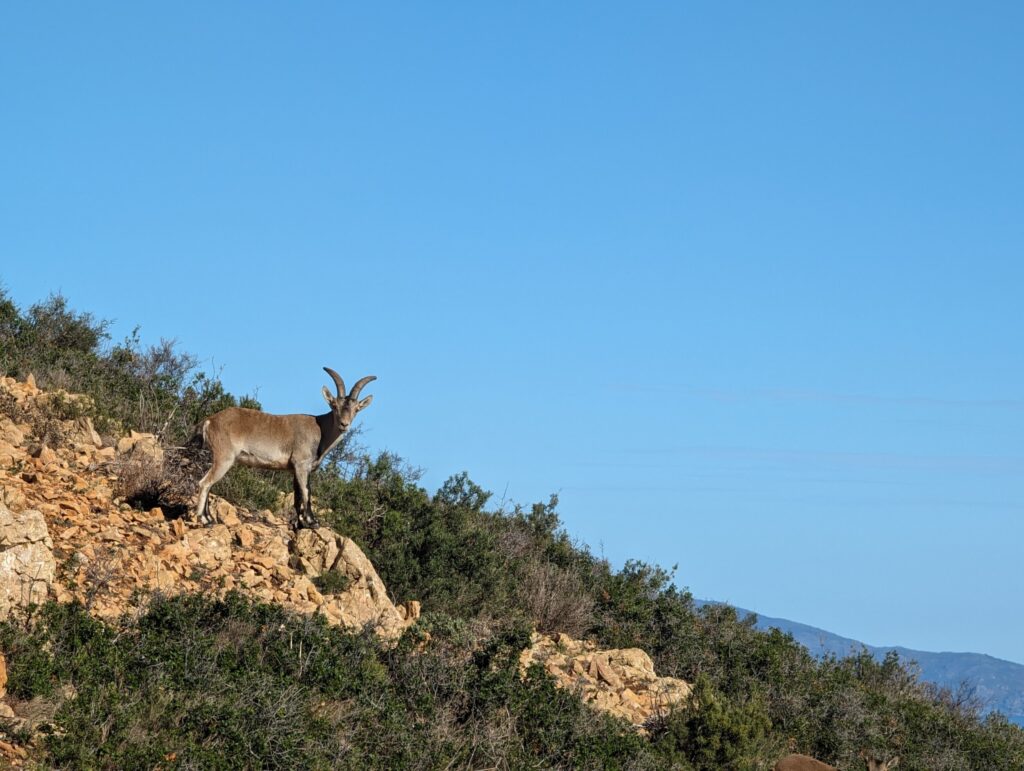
top-left (290, 527), bottom-right (418, 637)
top-left (291, 527), bottom-right (340, 577)
top-left (0, 502), bottom-right (56, 619)
top-left (519, 632), bottom-right (693, 729)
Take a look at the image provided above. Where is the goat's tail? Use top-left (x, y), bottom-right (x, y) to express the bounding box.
top-left (187, 419), bottom-right (210, 450)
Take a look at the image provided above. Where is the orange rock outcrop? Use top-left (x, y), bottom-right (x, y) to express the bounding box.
top-left (0, 374), bottom-right (418, 640)
top-left (520, 631), bottom-right (693, 729)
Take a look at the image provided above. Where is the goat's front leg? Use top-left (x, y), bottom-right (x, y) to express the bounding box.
top-left (292, 465), bottom-right (318, 529)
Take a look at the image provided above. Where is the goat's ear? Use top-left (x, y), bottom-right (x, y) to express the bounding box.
top-left (322, 386), bottom-right (335, 406)
top-left (357, 395), bottom-right (373, 411)
top-left (889, 758), bottom-right (899, 769)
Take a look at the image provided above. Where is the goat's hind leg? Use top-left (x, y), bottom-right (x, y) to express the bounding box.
top-left (195, 455), bottom-right (234, 526)
top-left (292, 467), bottom-right (318, 530)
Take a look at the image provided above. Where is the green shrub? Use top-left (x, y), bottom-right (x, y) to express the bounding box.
top-left (651, 676), bottom-right (780, 770)
top-left (0, 596), bottom-right (656, 770)
top-left (0, 290), bottom-right (253, 443)
top-left (312, 571), bottom-right (351, 595)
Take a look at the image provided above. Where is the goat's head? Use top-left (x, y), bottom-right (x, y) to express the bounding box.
top-left (322, 367), bottom-right (375, 431)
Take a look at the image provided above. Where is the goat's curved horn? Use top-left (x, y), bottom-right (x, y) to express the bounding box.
top-left (323, 367), bottom-right (346, 398)
top-left (349, 375), bottom-right (377, 399)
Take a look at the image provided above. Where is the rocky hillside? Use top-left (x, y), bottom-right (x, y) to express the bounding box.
top-left (0, 373), bottom-right (693, 763)
top-left (2, 284), bottom-right (1022, 769)
top-left (0, 375), bottom-right (420, 641)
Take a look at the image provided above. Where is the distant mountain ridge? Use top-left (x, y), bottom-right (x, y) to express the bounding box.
top-left (696, 600), bottom-right (1024, 727)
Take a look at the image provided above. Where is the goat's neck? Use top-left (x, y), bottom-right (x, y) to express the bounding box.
top-left (314, 412), bottom-right (345, 464)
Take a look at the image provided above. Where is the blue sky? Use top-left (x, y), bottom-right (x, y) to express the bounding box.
top-left (2, 3), bottom-right (1022, 663)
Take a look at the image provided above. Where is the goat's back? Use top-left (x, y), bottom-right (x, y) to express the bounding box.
top-left (774, 754), bottom-right (839, 771)
top-left (204, 407), bottom-right (313, 443)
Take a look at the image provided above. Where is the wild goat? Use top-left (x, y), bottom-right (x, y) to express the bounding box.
top-left (773, 752), bottom-right (899, 771)
top-left (194, 367), bottom-right (375, 529)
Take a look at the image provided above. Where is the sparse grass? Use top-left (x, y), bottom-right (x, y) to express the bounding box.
top-left (517, 559), bottom-right (595, 637)
top-left (215, 465), bottom-right (291, 515)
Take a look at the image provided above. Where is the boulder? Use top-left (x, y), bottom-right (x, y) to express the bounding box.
top-left (520, 632), bottom-right (693, 729)
top-left (71, 416), bottom-right (103, 448)
top-left (0, 502), bottom-right (56, 619)
top-left (213, 499), bottom-right (241, 527)
top-left (0, 419), bottom-right (25, 447)
top-left (291, 527), bottom-right (340, 577)
top-left (116, 431), bottom-right (163, 464)
top-left (189, 524), bottom-right (232, 568)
